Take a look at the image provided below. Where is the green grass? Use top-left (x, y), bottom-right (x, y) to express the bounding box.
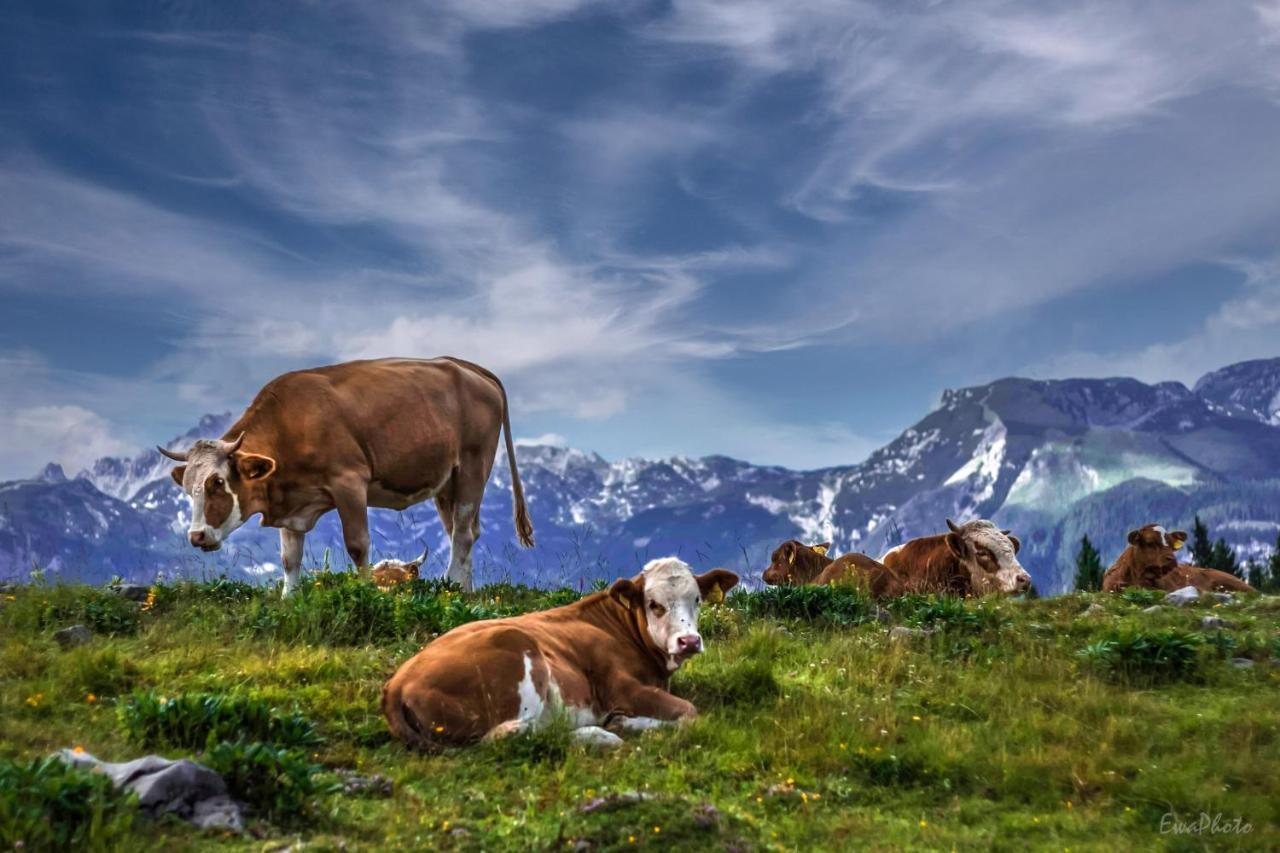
top-left (0, 574), bottom-right (1277, 850)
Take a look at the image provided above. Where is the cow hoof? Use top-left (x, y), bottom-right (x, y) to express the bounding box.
top-left (571, 726), bottom-right (624, 749)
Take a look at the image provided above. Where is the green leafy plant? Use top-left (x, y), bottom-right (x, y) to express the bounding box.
top-left (1119, 587), bottom-right (1164, 606)
top-left (118, 690), bottom-right (322, 750)
top-left (204, 738), bottom-right (335, 824)
top-left (735, 585), bottom-right (874, 625)
top-left (675, 656), bottom-right (780, 708)
top-left (0, 755), bottom-right (137, 850)
top-left (891, 595), bottom-right (1001, 633)
top-left (1076, 628), bottom-right (1205, 683)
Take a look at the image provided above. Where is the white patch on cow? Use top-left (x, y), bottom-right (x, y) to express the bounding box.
top-left (570, 726), bottom-right (624, 748)
top-left (515, 654), bottom-right (543, 722)
top-left (966, 522), bottom-right (1030, 593)
top-left (881, 544), bottom-right (903, 562)
top-left (1152, 525), bottom-right (1168, 546)
top-left (638, 558), bottom-right (704, 671)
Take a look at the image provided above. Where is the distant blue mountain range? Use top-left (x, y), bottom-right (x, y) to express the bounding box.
top-left (3, 358), bottom-right (1279, 594)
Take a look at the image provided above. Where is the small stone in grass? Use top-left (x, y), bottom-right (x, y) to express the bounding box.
top-left (1200, 615), bottom-right (1229, 630)
top-left (889, 626), bottom-right (933, 641)
top-left (108, 583), bottom-right (151, 602)
top-left (54, 624), bottom-right (92, 649)
top-left (1231, 658), bottom-right (1254, 670)
top-left (1141, 605), bottom-right (1163, 615)
top-left (1165, 586), bottom-right (1200, 606)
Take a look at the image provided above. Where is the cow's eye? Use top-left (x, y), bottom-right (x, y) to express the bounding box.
top-left (649, 601), bottom-right (666, 617)
top-left (210, 477), bottom-right (223, 489)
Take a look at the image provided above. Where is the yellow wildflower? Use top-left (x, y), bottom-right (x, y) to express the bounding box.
top-left (86, 693), bottom-right (97, 704)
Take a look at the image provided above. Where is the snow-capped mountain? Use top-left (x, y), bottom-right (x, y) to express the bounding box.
top-left (3, 360), bottom-right (1280, 593)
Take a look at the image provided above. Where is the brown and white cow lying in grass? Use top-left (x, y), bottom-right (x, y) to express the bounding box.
top-left (370, 549), bottom-right (427, 591)
top-left (761, 540), bottom-right (905, 598)
top-left (382, 558), bottom-right (739, 750)
top-left (880, 519), bottom-right (1031, 596)
top-left (1101, 524), bottom-right (1255, 593)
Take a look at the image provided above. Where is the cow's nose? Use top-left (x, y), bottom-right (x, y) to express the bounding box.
top-left (1014, 575), bottom-right (1031, 593)
top-left (189, 530), bottom-right (208, 548)
top-left (676, 635), bottom-right (702, 655)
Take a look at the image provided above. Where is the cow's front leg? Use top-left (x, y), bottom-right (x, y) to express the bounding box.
top-left (606, 681), bottom-right (698, 731)
top-left (333, 482), bottom-right (371, 580)
top-left (280, 528), bottom-right (304, 597)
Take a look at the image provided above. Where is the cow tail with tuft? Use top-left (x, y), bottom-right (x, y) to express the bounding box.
top-left (445, 357), bottom-right (535, 548)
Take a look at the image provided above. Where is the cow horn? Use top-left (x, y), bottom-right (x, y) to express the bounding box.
top-left (220, 433), bottom-right (245, 455)
top-left (946, 518), bottom-right (961, 533)
top-left (156, 445), bottom-right (188, 462)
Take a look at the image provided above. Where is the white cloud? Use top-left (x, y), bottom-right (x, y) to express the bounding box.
top-left (515, 432), bottom-right (568, 447)
top-left (1, 405), bottom-right (134, 480)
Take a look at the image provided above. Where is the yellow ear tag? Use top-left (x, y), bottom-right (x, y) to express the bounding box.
top-left (706, 584), bottom-right (724, 605)
top-left (811, 544), bottom-right (829, 556)
top-left (1172, 539), bottom-right (1185, 551)
top-left (788, 552), bottom-right (795, 565)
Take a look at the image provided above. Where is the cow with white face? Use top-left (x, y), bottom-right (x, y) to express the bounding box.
top-left (881, 518), bottom-right (1032, 596)
top-left (164, 435), bottom-right (270, 551)
top-left (382, 558), bottom-right (739, 750)
top-left (158, 358), bottom-right (535, 595)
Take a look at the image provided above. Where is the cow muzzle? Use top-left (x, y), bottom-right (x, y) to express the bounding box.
top-left (673, 634), bottom-right (702, 662)
top-left (189, 529), bottom-right (222, 552)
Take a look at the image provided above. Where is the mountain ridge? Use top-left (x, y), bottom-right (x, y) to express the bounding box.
top-left (4, 359), bottom-right (1279, 593)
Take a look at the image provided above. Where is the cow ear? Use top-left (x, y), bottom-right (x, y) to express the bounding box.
top-left (235, 452), bottom-right (277, 481)
top-left (170, 465), bottom-right (186, 487)
top-left (696, 568), bottom-right (739, 603)
top-left (1007, 535), bottom-right (1021, 554)
top-left (1127, 529), bottom-right (1141, 546)
top-left (945, 532), bottom-right (965, 559)
top-left (1169, 531), bottom-right (1187, 551)
top-left (609, 576), bottom-right (644, 608)
top-left (810, 543), bottom-right (831, 556)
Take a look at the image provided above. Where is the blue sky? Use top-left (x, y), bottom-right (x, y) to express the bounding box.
top-left (3, 1), bottom-right (1280, 480)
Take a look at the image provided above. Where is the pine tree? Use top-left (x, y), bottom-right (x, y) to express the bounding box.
top-left (1210, 538), bottom-right (1240, 578)
top-left (1190, 515), bottom-right (1214, 568)
top-left (1267, 532), bottom-right (1280, 593)
top-left (1246, 559), bottom-right (1267, 591)
top-left (1074, 534), bottom-right (1104, 592)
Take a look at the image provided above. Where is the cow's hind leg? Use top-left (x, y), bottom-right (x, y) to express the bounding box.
top-left (280, 528), bottom-right (304, 597)
top-left (445, 456), bottom-right (490, 591)
top-left (333, 479), bottom-right (372, 580)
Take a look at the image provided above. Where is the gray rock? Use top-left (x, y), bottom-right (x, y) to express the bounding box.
top-left (54, 749), bottom-right (244, 832)
top-left (1212, 592), bottom-right (1234, 605)
top-left (1231, 658), bottom-right (1255, 670)
top-left (1141, 605), bottom-right (1163, 615)
top-left (1165, 586), bottom-right (1200, 606)
top-left (889, 626), bottom-right (933, 641)
top-left (108, 583), bottom-right (151, 602)
top-left (870, 606), bottom-right (893, 625)
top-left (54, 624), bottom-right (92, 649)
top-left (1081, 603), bottom-right (1107, 618)
top-left (337, 769), bottom-right (393, 797)
top-left (1200, 615), bottom-right (1229, 630)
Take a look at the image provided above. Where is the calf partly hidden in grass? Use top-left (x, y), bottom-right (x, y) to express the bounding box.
top-left (382, 558), bottom-right (739, 750)
top-left (369, 548), bottom-right (427, 591)
top-left (880, 518), bottom-right (1032, 596)
top-left (1101, 525), bottom-right (1255, 593)
top-left (761, 540), bottom-right (906, 599)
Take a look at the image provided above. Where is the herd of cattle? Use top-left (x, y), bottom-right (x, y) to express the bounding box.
top-left (156, 357), bottom-right (1259, 751)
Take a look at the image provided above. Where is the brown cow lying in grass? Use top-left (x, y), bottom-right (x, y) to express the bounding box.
top-left (761, 540), bottom-right (905, 599)
top-left (370, 550), bottom-right (425, 591)
top-left (1101, 525), bottom-right (1255, 593)
top-left (880, 519), bottom-right (1031, 596)
top-left (382, 558), bottom-right (739, 750)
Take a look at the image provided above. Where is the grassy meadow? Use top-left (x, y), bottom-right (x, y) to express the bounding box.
top-left (1, 573), bottom-right (1277, 851)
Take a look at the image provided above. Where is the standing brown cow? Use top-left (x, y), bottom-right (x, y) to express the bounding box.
top-left (157, 357), bottom-right (533, 594)
top-left (1101, 525), bottom-right (1255, 593)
